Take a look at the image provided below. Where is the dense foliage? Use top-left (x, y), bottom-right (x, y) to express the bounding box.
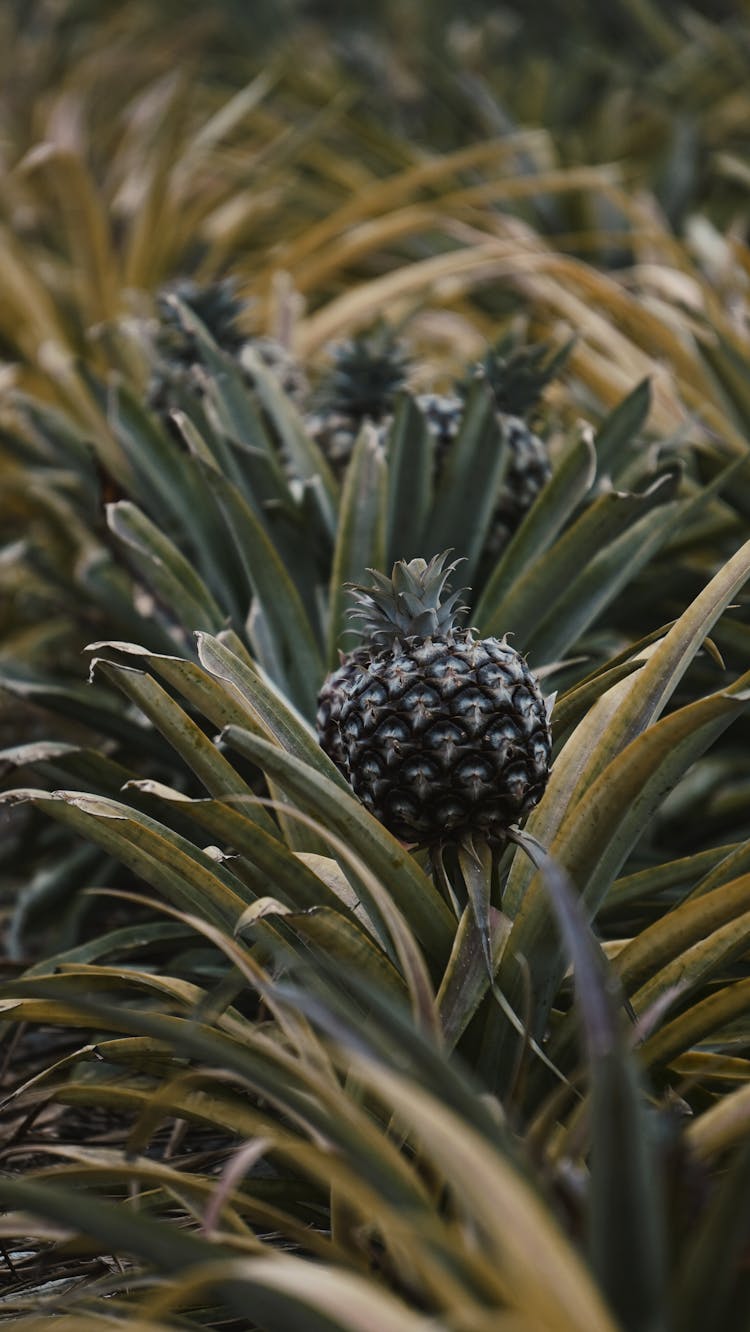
top-left (2, 3), bottom-right (750, 1328)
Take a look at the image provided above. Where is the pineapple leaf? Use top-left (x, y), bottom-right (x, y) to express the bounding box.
top-left (524, 473), bottom-right (683, 663)
top-left (475, 424), bottom-right (597, 628)
top-left (492, 684), bottom-right (750, 1082)
top-left (193, 469), bottom-right (324, 718)
top-left (384, 392), bottom-right (434, 566)
top-left (196, 632), bottom-right (345, 784)
top-left (436, 905), bottom-right (512, 1050)
top-left (219, 728), bottom-right (455, 967)
top-left (107, 500), bottom-right (227, 635)
top-left (671, 1142), bottom-right (750, 1332)
top-left (615, 874), bottom-right (750, 999)
top-left (478, 469), bottom-right (680, 648)
top-left (0, 790), bottom-right (252, 929)
top-left (90, 658), bottom-right (260, 803)
top-left (505, 532), bottom-right (750, 917)
top-left (241, 343), bottom-right (339, 535)
top-left (422, 380), bottom-right (508, 582)
top-left (640, 978), bottom-right (750, 1071)
top-left (124, 781), bottom-right (338, 911)
top-left (593, 377), bottom-right (652, 479)
top-left (327, 423), bottom-right (387, 669)
top-left (528, 853), bottom-right (666, 1332)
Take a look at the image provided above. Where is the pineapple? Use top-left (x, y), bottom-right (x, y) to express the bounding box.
top-left (149, 278), bottom-right (308, 422)
top-left (306, 323), bottom-right (410, 473)
top-left (413, 340), bottom-right (565, 556)
top-left (317, 552), bottom-right (551, 845)
top-left (414, 391), bottom-right (464, 453)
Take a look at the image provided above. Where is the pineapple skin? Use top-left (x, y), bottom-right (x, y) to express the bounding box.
top-left (317, 630), bottom-right (551, 844)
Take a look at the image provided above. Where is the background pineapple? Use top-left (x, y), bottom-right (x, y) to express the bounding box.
top-left (317, 552), bottom-right (551, 844)
top-left (306, 323), bottom-right (411, 473)
top-left (149, 277), bottom-right (308, 427)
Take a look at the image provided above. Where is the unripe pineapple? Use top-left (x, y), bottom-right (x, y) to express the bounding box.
top-left (149, 278), bottom-right (308, 422)
top-left (306, 324), bottom-right (410, 474)
top-left (317, 553), bottom-right (551, 845)
top-left (413, 341), bottom-right (565, 556)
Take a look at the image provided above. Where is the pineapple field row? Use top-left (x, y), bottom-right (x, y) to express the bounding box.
top-left (1, 3), bottom-right (750, 1329)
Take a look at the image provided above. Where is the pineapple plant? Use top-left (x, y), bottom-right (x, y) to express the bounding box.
top-left (306, 322), bottom-right (410, 473)
top-left (149, 277), bottom-right (308, 427)
top-left (317, 552), bottom-right (552, 844)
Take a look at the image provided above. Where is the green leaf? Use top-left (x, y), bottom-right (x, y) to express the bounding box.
top-left (0, 672), bottom-right (168, 758)
top-left (385, 393), bottom-right (434, 566)
top-left (672, 1142), bottom-right (750, 1332)
top-left (126, 781), bottom-right (344, 913)
top-left (0, 738), bottom-right (132, 796)
top-left (193, 467), bottom-right (323, 718)
top-left (91, 658), bottom-right (261, 805)
top-left (641, 979), bottom-right (750, 1070)
top-left (86, 372), bottom-right (245, 612)
top-left (0, 789), bottom-right (251, 929)
top-left (475, 426), bottom-right (596, 629)
top-left (615, 874), bottom-right (750, 998)
top-left (491, 684), bottom-right (750, 1088)
top-left (422, 382), bottom-right (507, 582)
top-left (505, 534), bottom-right (750, 917)
top-left (457, 840), bottom-right (494, 974)
top-left (478, 469), bottom-right (680, 649)
top-left (219, 729), bottom-right (454, 967)
top-left (168, 298), bottom-right (278, 465)
top-left (602, 843), bottom-right (741, 917)
top-left (551, 657), bottom-right (646, 747)
top-left (327, 424), bottom-right (387, 668)
top-left (107, 500), bottom-right (227, 634)
top-left (593, 377), bottom-right (651, 478)
top-left (527, 853), bottom-right (666, 1332)
top-left (525, 478), bottom-right (682, 663)
top-left (437, 905), bottom-right (511, 1050)
top-left (240, 342), bottom-right (339, 537)
top-left (196, 632), bottom-right (346, 785)
top-left (244, 904), bottom-right (406, 997)
top-left (0, 1175), bottom-right (225, 1273)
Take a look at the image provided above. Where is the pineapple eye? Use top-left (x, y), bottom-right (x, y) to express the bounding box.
top-left (477, 660), bottom-right (518, 688)
top-left (385, 791), bottom-right (421, 831)
top-left (357, 752), bottom-right (385, 783)
top-left (401, 758), bottom-right (442, 800)
top-left (401, 684), bottom-right (441, 727)
top-left (434, 797), bottom-right (469, 829)
top-left (454, 759), bottom-right (495, 795)
top-left (451, 688), bottom-right (495, 734)
top-left (423, 722), bottom-right (465, 756)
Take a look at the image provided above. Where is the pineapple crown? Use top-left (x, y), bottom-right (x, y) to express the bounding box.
top-left (458, 335), bottom-right (573, 417)
top-left (156, 277), bottom-right (247, 362)
top-left (314, 321), bottom-right (410, 420)
top-left (348, 551), bottom-right (469, 648)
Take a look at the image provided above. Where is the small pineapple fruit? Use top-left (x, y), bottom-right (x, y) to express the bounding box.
top-left (317, 552), bottom-right (551, 845)
top-left (155, 277), bottom-right (247, 365)
top-left (149, 278), bottom-right (307, 421)
top-left (306, 323), bottom-right (410, 473)
top-left (467, 339), bottom-right (564, 548)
